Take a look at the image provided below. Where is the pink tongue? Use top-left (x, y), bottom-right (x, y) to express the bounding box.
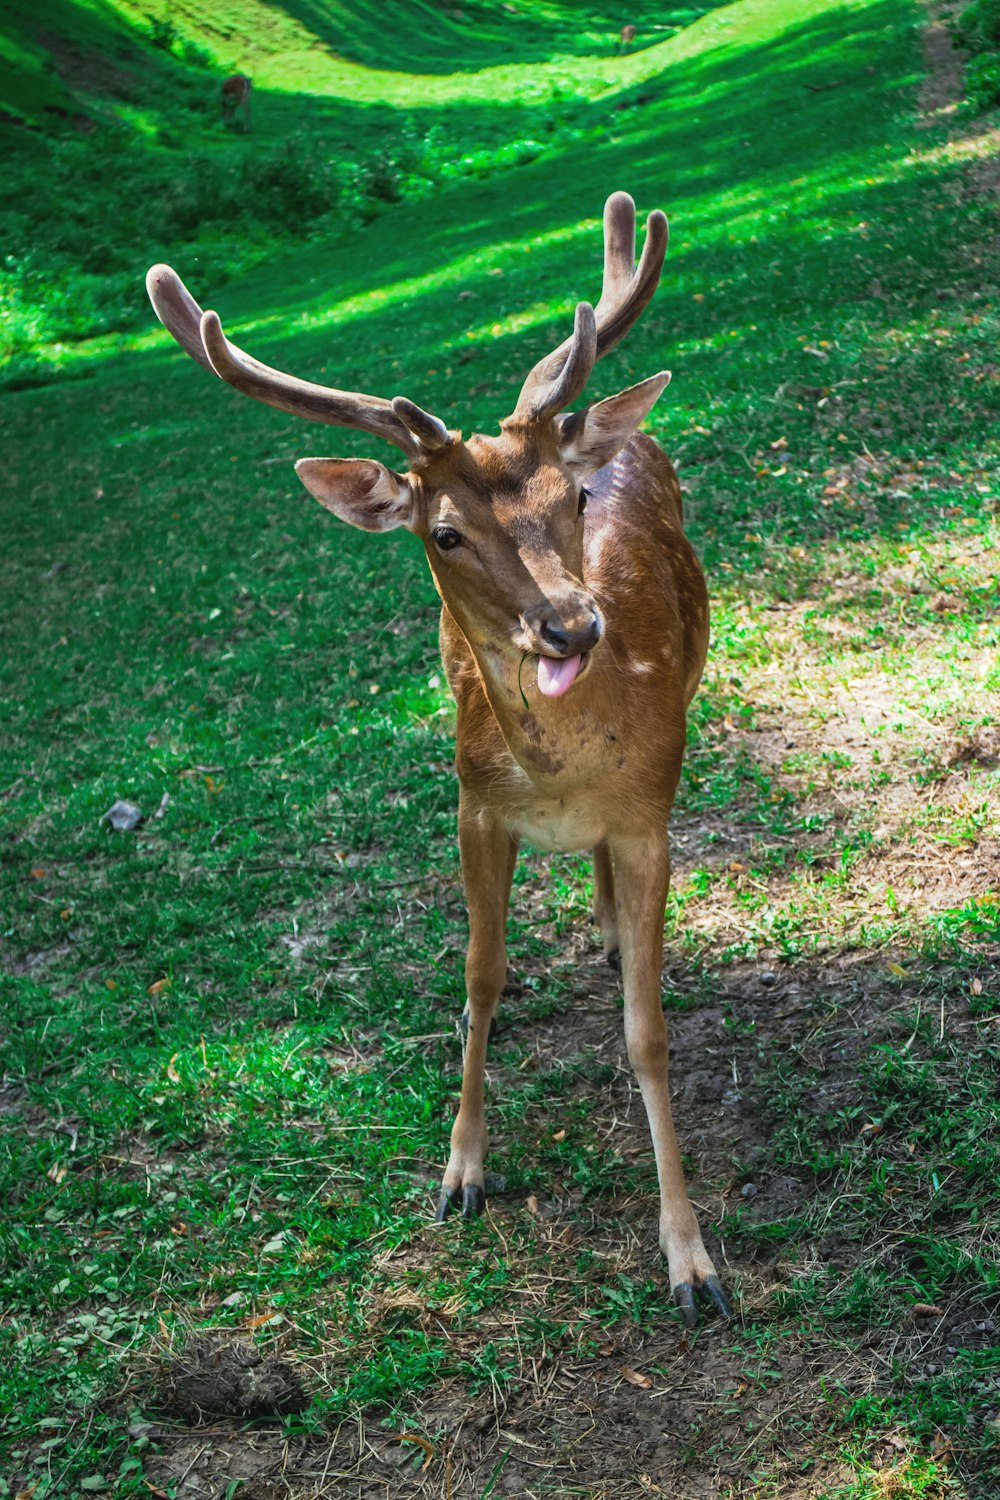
top-left (537, 653), bottom-right (583, 698)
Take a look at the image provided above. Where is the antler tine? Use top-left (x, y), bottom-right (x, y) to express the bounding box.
top-left (597, 190), bottom-right (637, 312)
top-left (510, 302), bottom-right (598, 425)
top-left (146, 263), bottom-right (216, 373)
top-left (593, 197), bottom-right (668, 359)
top-left (510, 193), bottom-right (669, 423)
top-left (147, 264), bottom-right (435, 460)
top-left (391, 397), bottom-right (452, 454)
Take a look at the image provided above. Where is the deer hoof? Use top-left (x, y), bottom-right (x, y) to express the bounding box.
top-left (435, 1186), bottom-right (462, 1222)
top-left (462, 1184), bottom-right (486, 1219)
top-left (700, 1275), bottom-right (733, 1319)
top-left (672, 1275), bottom-right (733, 1326)
top-left (435, 1182), bottom-right (486, 1221)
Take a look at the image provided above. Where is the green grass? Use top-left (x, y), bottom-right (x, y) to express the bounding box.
top-left (2, 0), bottom-right (1000, 1496)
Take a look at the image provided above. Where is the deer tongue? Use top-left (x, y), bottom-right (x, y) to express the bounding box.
top-left (537, 653), bottom-right (583, 698)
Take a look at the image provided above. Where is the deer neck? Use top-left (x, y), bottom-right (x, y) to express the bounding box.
top-left (444, 609), bottom-right (611, 784)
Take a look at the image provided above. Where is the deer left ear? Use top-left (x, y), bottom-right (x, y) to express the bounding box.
top-left (557, 371), bottom-right (671, 478)
top-left (295, 457), bottom-right (415, 532)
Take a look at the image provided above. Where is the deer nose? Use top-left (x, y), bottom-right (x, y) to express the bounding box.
top-left (539, 610), bottom-right (602, 656)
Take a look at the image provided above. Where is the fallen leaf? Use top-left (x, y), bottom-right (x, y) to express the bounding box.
top-left (148, 977), bottom-right (171, 995)
top-left (622, 1365), bottom-right (653, 1389)
top-left (860, 1122), bottom-right (884, 1137)
top-left (931, 1431), bottom-right (954, 1460)
top-left (46, 1162), bottom-right (67, 1185)
top-left (552, 1129), bottom-right (566, 1142)
top-left (30, 867), bottom-right (46, 879)
top-left (886, 961), bottom-right (907, 978)
top-left (972, 978), bottom-right (983, 996)
top-left (396, 1434), bottom-right (434, 1471)
top-left (166, 1053), bottom-right (181, 1084)
top-left (243, 1311), bottom-right (283, 1329)
top-left (525, 1194), bottom-right (539, 1214)
top-left (912, 1303), bottom-right (945, 1319)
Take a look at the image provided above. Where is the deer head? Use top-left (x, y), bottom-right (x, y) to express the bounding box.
top-left (146, 193), bottom-right (669, 698)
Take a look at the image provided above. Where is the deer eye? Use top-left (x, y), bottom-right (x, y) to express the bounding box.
top-left (578, 488), bottom-right (589, 516)
top-left (432, 526), bottom-right (462, 552)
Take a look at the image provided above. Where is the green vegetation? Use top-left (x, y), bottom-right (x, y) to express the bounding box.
top-left (2, 0), bottom-right (999, 1496)
top-left (954, 0), bottom-right (1000, 109)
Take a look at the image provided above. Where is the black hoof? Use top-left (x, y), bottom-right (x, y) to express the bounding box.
top-left (435, 1183), bottom-right (486, 1222)
top-left (606, 949), bottom-right (621, 972)
top-left (462, 1184), bottom-right (485, 1219)
top-left (697, 1275), bottom-right (733, 1319)
top-left (673, 1282), bottom-right (698, 1329)
top-left (435, 1187), bottom-right (461, 1222)
top-left (673, 1276), bottom-right (732, 1326)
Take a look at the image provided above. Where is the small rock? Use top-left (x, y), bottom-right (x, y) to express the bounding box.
top-left (101, 799), bottom-right (143, 832)
top-left (741, 1182), bottom-right (759, 1199)
top-left (759, 971), bottom-right (777, 988)
top-left (127, 1419), bottom-right (160, 1440)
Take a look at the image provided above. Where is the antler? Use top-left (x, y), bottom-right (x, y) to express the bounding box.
top-left (510, 192), bottom-right (669, 423)
top-left (146, 264), bottom-right (449, 460)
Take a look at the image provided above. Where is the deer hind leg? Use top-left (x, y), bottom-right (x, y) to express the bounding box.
top-left (592, 840), bottom-right (620, 966)
top-left (609, 832), bottom-right (732, 1326)
top-left (437, 795), bottom-right (517, 1222)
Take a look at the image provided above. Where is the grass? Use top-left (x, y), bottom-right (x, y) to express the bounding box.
top-left (2, 0), bottom-right (1000, 1496)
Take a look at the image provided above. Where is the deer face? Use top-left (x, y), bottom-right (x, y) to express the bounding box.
top-left (295, 376), bottom-right (668, 698)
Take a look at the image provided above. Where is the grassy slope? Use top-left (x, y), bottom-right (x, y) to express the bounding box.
top-left (2, 0), bottom-right (1000, 1497)
top-left (0, 0), bottom-right (726, 382)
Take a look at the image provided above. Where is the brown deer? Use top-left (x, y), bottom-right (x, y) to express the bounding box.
top-left (221, 73), bottom-right (252, 129)
top-left (619, 23), bottom-right (638, 52)
top-left (145, 192), bottom-right (731, 1325)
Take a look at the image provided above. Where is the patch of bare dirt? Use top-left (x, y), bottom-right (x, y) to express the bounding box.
top-left (150, 1335), bottom-right (310, 1423)
top-left (918, 3), bottom-right (1000, 208)
top-left (36, 27), bottom-right (140, 103)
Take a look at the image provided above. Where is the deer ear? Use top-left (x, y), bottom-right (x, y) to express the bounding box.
top-left (557, 371), bottom-right (671, 478)
top-left (294, 458), bottom-right (415, 533)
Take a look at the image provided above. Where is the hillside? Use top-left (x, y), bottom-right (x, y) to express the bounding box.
top-left (1, 0), bottom-right (726, 386)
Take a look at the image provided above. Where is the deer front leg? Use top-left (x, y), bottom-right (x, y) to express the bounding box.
top-left (436, 794), bottom-right (517, 1222)
top-left (609, 832), bottom-right (732, 1326)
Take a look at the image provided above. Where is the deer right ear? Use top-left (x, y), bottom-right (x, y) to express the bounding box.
top-left (294, 458), bottom-right (415, 533)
